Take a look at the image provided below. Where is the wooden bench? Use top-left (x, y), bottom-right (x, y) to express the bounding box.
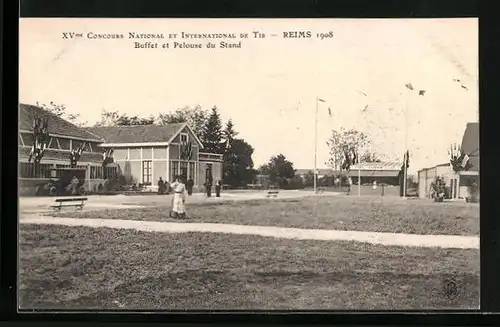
top-left (266, 190), bottom-right (279, 198)
top-left (51, 197), bottom-right (88, 212)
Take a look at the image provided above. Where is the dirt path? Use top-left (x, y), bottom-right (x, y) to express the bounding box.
top-left (20, 216), bottom-right (479, 250)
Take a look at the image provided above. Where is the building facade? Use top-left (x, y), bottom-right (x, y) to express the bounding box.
top-left (417, 122), bottom-right (479, 200)
top-left (348, 162), bottom-right (401, 186)
top-left (19, 104), bottom-right (109, 195)
top-left (86, 123), bottom-right (223, 191)
top-left (417, 163), bottom-right (459, 199)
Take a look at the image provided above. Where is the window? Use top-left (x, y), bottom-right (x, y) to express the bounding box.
top-left (180, 133), bottom-right (188, 143)
top-left (170, 160), bottom-right (179, 182)
top-left (47, 137), bottom-right (58, 149)
top-left (205, 163), bottom-right (213, 182)
top-left (21, 133), bottom-right (34, 147)
top-left (73, 140), bottom-right (83, 151)
top-left (180, 162), bottom-right (188, 180)
top-left (90, 166), bottom-right (103, 179)
top-left (84, 142), bottom-right (93, 153)
top-left (19, 162), bottom-right (53, 178)
top-left (142, 160), bottom-right (152, 185)
top-left (189, 162), bottom-right (196, 183)
top-left (58, 138), bottom-right (71, 150)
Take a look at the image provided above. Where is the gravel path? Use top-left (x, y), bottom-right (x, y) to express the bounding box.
top-left (20, 215), bottom-right (479, 250)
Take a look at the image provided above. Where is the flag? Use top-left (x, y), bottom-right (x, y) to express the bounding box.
top-left (318, 98), bottom-right (326, 103)
top-left (405, 83), bottom-right (414, 91)
top-left (418, 90), bottom-right (426, 96)
top-left (403, 151), bottom-right (409, 168)
top-left (328, 108), bottom-right (332, 117)
top-left (461, 154), bottom-right (470, 168)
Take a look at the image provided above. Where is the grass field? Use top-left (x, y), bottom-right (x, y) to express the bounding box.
top-left (19, 224), bottom-right (479, 310)
top-left (50, 196), bottom-right (479, 236)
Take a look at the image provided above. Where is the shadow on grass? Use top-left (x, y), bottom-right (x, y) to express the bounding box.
top-left (19, 224), bottom-right (480, 310)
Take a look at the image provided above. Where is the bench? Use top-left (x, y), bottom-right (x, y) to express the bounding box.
top-left (50, 197), bottom-right (88, 212)
top-left (266, 190), bottom-right (279, 198)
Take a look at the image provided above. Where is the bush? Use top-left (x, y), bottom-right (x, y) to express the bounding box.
top-left (280, 176), bottom-right (304, 190)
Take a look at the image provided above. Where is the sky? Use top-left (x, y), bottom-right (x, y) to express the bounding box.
top-left (19, 18), bottom-right (478, 173)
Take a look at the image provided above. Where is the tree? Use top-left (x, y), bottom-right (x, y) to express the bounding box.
top-left (94, 110), bottom-right (155, 126)
top-left (36, 101), bottom-right (88, 127)
top-left (157, 105), bottom-right (209, 137)
top-left (360, 151), bottom-right (382, 163)
top-left (223, 138), bottom-right (257, 186)
top-left (302, 170), bottom-right (315, 187)
top-left (262, 154), bottom-right (295, 184)
top-left (223, 119), bottom-right (238, 147)
top-left (326, 128), bottom-right (370, 171)
top-left (202, 106), bottom-right (224, 154)
top-left (116, 115), bottom-right (155, 126)
top-left (94, 110), bottom-right (121, 126)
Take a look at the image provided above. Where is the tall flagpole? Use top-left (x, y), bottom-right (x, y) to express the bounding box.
top-left (358, 161), bottom-right (361, 197)
top-left (403, 91), bottom-right (409, 199)
top-left (314, 97), bottom-right (319, 194)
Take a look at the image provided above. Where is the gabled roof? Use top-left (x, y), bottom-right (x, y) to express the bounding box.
top-left (85, 123), bottom-right (203, 147)
top-left (461, 122), bottom-right (479, 156)
top-left (19, 103), bottom-right (103, 142)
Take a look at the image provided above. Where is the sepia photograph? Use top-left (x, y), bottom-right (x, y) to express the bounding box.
top-left (18, 18), bottom-right (479, 311)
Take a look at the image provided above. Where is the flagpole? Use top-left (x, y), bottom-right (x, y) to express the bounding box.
top-left (358, 163), bottom-right (361, 197)
top-left (314, 97), bottom-right (318, 194)
top-left (403, 90), bottom-right (409, 199)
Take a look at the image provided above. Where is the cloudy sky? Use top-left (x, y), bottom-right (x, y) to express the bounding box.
top-left (19, 18), bottom-right (478, 172)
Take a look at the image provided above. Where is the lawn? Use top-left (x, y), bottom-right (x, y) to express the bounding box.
top-left (50, 196), bottom-right (479, 236)
top-left (19, 224), bottom-right (479, 310)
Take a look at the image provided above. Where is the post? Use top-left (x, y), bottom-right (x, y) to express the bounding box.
top-left (403, 91), bottom-right (409, 199)
top-left (358, 165), bottom-right (361, 196)
top-left (314, 97), bottom-right (318, 194)
top-left (403, 159), bottom-right (407, 199)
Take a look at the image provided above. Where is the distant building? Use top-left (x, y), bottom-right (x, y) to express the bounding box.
top-left (348, 162), bottom-right (401, 186)
top-left (295, 169), bottom-right (332, 180)
top-left (417, 122), bottom-right (479, 199)
top-left (19, 104), bottom-right (107, 195)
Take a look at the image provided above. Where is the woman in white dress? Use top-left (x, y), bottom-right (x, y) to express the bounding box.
top-left (170, 176), bottom-right (188, 219)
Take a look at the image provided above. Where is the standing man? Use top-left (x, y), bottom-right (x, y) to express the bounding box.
top-left (215, 180), bottom-right (222, 197)
top-left (205, 165), bottom-right (213, 197)
top-left (170, 175), bottom-right (188, 219)
top-left (186, 178), bottom-right (194, 196)
top-left (157, 177), bottom-right (165, 195)
top-left (347, 176), bottom-right (352, 195)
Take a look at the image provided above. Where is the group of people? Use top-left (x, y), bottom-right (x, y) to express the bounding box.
top-left (157, 177), bottom-right (195, 195)
top-left (161, 175), bottom-right (223, 219)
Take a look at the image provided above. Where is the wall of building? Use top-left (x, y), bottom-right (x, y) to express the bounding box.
top-left (350, 184), bottom-right (401, 197)
top-left (111, 144), bottom-right (220, 190)
top-left (418, 164), bottom-right (461, 199)
top-left (198, 161), bottom-right (223, 191)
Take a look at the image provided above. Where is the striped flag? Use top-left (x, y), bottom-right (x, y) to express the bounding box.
top-left (405, 83), bottom-right (414, 91)
top-left (461, 154), bottom-right (470, 168)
